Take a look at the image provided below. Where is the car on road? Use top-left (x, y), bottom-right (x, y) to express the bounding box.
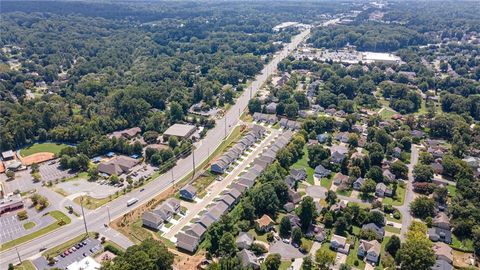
top-left (282, 238), bottom-right (290, 244)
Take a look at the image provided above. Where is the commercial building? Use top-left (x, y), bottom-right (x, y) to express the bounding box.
top-left (163, 124), bottom-right (197, 139)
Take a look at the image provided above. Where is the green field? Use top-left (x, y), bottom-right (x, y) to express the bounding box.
top-left (23, 222), bottom-right (36, 230)
top-left (13, 260), bottom-right (36, 270)
top-left (20, 142), bottom-right (69, 156)
top-left (291, 145), bottom-right (314, 185)
top-left (1, 211), bottom-right (71, 251)
top-left (451, 235), bottom-right (474, 252)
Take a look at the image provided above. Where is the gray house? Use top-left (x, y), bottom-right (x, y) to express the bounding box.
top-left (236, 232), bottom-right (253, 250)
top-left (180, 185), bottom-right (197, 201)
top-left (142, 211), bottom-right (164, 230)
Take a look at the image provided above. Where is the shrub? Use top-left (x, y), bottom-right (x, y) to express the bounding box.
top-left (104, 244), bottom-right (123, 255)
top-left (17, 210), bottom-right (28, 220)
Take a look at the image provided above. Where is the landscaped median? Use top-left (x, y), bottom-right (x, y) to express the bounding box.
top-left (0, 210), bottom-right (71, 251)
top-left (42, 232), bottom-right (96, 258)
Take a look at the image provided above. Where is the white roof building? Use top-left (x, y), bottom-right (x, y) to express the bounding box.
top-left (66, 256), bottom-right (101, 270)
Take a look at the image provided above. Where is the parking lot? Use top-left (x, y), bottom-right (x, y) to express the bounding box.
top-left (39, 160), bottom-right (75, 182)
top-left (0, 211), bottom-right (54, 244)
top-left (56, 179), bottom-right (120, 199)
top-left (33, 238), bottom-right (102, 270)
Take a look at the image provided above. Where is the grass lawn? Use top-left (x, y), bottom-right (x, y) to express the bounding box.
top-left (379, 236), bottom-right (390, 265)
top-left (192, 172), bottom-right (216, 199)
top-left (352, 226), bottom-right (361, 236)
top-left (248, 228), bottom-right (269, 243)
top-left (451, 235), bottom-right (474, 252)
top-left (103, 240), bottom-right (125, 253)
top-left (385, 212), bottom-right (402, 223)
top-left (385, 226), bottom-right (401, 234)
top-left (1, 210), bottom-right (71, 251)
top-left (23, 221), bottom-right (36, 230)
top-left (301, 238), bottom-right (314, 253)
top-left (20, 142), bottom-right (69, 156)
top-left (13, 260), bottom-right (36, 270)
top-left (336, 188), bottom-right (352, 197)
top-left (291, 145), bottom-right (314, 185)
top-left (321, 176), bottom-right (333, 189)
top-left (382, 184), bottom-right (405, 206)
top-left (346, 238), bottom-right (366, 270)
top-left (278, 260), bottom-right (293, 270)
top-left (164, 222), bottom-right (173, 228)
top-left (128, 220), bottom-right (154, 244)
top-left (43, 232), bottom-right (94, 258)
top-left (447, 184), bottom-right (457, 197)
top-left (73, 193), bottom-right (120, 210)
top-left (379, 108), bottom-right (396, 120)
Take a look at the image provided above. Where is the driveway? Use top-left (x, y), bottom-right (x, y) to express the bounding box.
top-left (305, 186), bottom-right (327, 199)
top-left (269, 241), bottom-right (304, 260)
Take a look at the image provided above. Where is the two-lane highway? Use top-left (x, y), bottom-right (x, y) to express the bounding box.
top-left (0, 28), bottom-right (310, 268)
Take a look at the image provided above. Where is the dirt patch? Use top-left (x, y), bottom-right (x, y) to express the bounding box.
top-left (453, 250), bottom-right (476, 269)
top-left (20, 152), bottom-right (55, 166)
top-left (0, 162), bottom-right (4, 173)
top-left (172, 249), bottom-right (205, 270)
top-left (111, 186), bottom-right (175, 242)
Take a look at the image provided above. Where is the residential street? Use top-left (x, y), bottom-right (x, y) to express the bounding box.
top-left (0, 29), bottom-right (311, 269)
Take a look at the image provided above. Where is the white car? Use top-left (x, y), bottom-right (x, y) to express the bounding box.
top-left (282, 238), bottom-right (290, 244)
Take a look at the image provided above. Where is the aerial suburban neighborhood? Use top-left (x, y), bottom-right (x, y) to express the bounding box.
top-left (0, 0), bottom-right (479, 270)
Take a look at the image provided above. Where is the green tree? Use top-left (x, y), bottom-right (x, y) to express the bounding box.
top-left (390, 160), bottom-right (408, 179)
top-left (413, 164), bottom-right (434, 182)
top-left (218, 232), bottom-right (236, 257)
top-left (292, 227), bottom-right (302, 245)
top-left (360, 178), bottom-right (376, 197)
top-left (315, 249), bottom-right (335, 270)
top-left (264, 253), bottom-right (282, 270)
top-left (169, 101), bottom-right (184, 122)
top-left (410, 196), bottom-right (436, 219)
top-left (396, 222), bottom-right (435, 270)
top-left (325, 190), bottom-right (337, 205)
top-left (248, 98), bottom-right (262, 113)
top-left (386, 235), bottom-right (401, 256)
top-left (366, 166), bottom-right (383, 182)
top-left (301, 256), bottom-right (314, 270)
top-left (298, 196), bottom-right (316, 232)
top-left (279, 216), bottom-right (292, 238)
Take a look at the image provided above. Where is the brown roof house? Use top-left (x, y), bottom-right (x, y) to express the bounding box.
top-left (255, 214), bottom-right (274, 232)
top-left (98, 155), bottom-right (139, 176)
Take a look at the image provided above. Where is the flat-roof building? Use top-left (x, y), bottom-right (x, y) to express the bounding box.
top-left (163, 124), bottom-right (197, 139)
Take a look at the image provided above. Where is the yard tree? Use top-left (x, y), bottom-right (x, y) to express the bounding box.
top-left (433, 186), bottom-right (448, 204)
top-left (413, 164), bottom-right (434, 182)
top-left (339, 264), bottom-right (352, 270)
top-left (218, 232), bottom-right (236, 257)
top-left (307, 144), bottom-right (330, 167)
top-left (301, 256), bottom-right (314, 270)
top-left (292, 227), bottom-right (302, 245)
top-left (361, 178), bottom-right (377, 197)
top-left (251, 183), bottom-right (280, 217)
top-left (169, 101), bottom-right (184, 122)
top-left (386, 235), bottom-right (401, 256)
top-left (390, 160), bottom-right (408, 179)
top-left (335, 216), bottom-right (349, 234)
top-left (88, 166), bottom-right (99, 182)
top-left (315, 248), bottom-right (335, 270)
top-left (325, 190), bottom-right (337, 205)
top-left (241, 199), bottom-right (256, 223)
top-left (298, 196), bottom-right (316, 232)
top-left (369, 151), bottom-right (384, 166)
top-left (410, 196), bottom-right (436, 219)
top-left (396, 222), bottom-right (435, 270)
top-left (419, 152), bottom-right (435, 165)
top-left (101, 238), bottom-right (173, 270)
top-left (367, 210), bottom-right (386, 226)
top-left (264, 253), bottom-right (282, 270)
top-left (366, 166), bottom-right (383, 182)
top-left (323, 211), bottom-right (334, 227)
top-left (248, 98), bottom-right (261, 113)
top-left (279, 216), bottom-right (292, 238)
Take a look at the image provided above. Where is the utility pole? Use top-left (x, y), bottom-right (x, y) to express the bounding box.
top-left (80, 197), bottom-right (88, 235)
top-left (224, 116), bottom-right (227, 140)
top-left (107, 206), bottom-right (111, 224)
top-left (10, 234), bottom-right (21, 263)
top-left (192, 150), bottom-right (196, 180)
top-left (171, 169), bottom-right (175, 187)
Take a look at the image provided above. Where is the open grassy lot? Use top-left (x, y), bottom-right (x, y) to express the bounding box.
top-left (13, 260), bottom-right (36, 270)
top-left (43, 232), bottom-right (95, 258)
top-left (248, 228), bottom-right (269, 243)
top-left (382, 184), bottom-right (405, 206)
top-left (1, 210), bottom-right (71, 251)
top-left (321, 175), bottom-right (333, 189)
top-left (74, 191), bottom-right (121, 210)
top-left (346, 238), bottom-right (366, 270)
top-left (447, 184), bottom-right (457, 197)
top-left (278, 260), bottom-right (293, 270)
top-left (291, 145), bottom-right (314, 185)
top-left (451, 235), bottom-right (474, 252)
top-left (385, 225), bottom-right (401, 234)
top-left (23, 221), bottom-right (36, 230)
top-left (20, 142), bottom-right (69, 156)
top-left (379, 108), bottom-right (396, 120)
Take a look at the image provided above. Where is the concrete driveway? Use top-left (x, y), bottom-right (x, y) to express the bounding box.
top-left (269, 241), bottom-right (304, 260)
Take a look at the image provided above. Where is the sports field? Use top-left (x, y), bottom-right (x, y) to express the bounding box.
top-left (19, 143), bottom-right (68, 157)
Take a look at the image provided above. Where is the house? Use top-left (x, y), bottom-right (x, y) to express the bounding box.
top-left (330, 200), bottom-right (347, 212)
top-left (283, 202), bottom-right (295, 212)
top-left (237, 249), bottom-right (260, 269)
top-left (362, 223), bottom-right (385, 240)
top-left (266, 102), bottom-right (278, 114)
top-left (211, 158), bottom-right (230, 174)
top-left (330, 234), bottom-right (348, 254)
top-left (375, 183), bottom-right (392, 198)
top-left (226, 188), bottom-right (242, 202)
top-left (284, 175), bottom-right (296, 189)
top-left (98, 155), bottom-right (140, 176)
top-left (163, 124), bottom-right (197, 139)
top-left (290, 168), bottom-right (307, 181)
top-left (230, 182), bottom-right (248, 194)
top-left (180, 185), bottom-right (197, 201)
top-left (335, 132), bottom-right (350, 143)
top-left (206, 202), bottom-right (229, 221)
top-left (314, 165), bottom-right (331, 178)
top-left (432, 212), bottom-right (451, 230)
top-left (277, 73), bottom-right (291, 87)
top-left (383, 169), bottom-right (396, 182)
top-left (433, 243), bottom-right (453, 264)
top-left (432, 162), bottom-right (444, 175)
top-left (286, 213), bottom-right (302, 228)
top-left (288, 188), bottom-right (302, 204)
top-left (462, 156), bottom-right (480, 169)
top-left (333, 172), bottom-right (349, 186)
top-left (109, 127), bottom-right (141, 140)
top-left (255, 214), bottom-right (274, 232)
top-left (428, 227), bottom-right (452, 244)
top-left (306, 225), bottom-right (326, 242)
top-left (236, 232), bottom-right (253, 250)
top-left (186, 223), bottom-right (207, 238)
top-left (431, 260), bottom-right (453, 270)
top-left (176, 232), bottom-right (200, 253)
top-left (219, 194), bottom-right (236, 208)
top-left (358, 240), bottom-right (381, 263)
top-left (1, 150), bottom-right (15, 161)
top-left (317, 134), bottom-right (330, 143)
top-left (392, 147), bottom-right (402, 158)
top-left (331, 151), bottom-right (346, 164)
top-left (197, 214), bottom-right (216, 229)
top-left (353, 177), bottom-right (366, 190)
top-left (411, 130), bottom-right (425, 138)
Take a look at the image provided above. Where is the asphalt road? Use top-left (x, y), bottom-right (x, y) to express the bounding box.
top-left (0, 29), bottom-right (310, 268)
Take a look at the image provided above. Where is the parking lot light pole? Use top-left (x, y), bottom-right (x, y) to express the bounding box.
top-left (80, 197), bottom-right (88, 235)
